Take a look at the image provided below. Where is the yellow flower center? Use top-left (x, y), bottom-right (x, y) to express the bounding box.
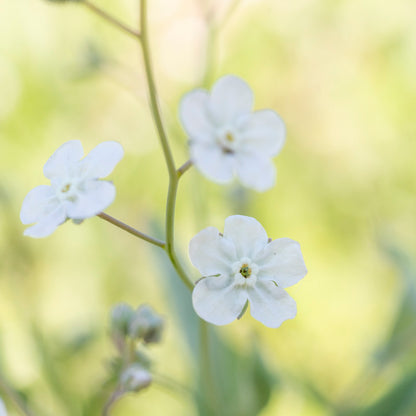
top-left (61, 183), bottom-right (71, 193)
top-left (239, 264), bottom-right (252, 278)
top-left (225, 132), bottom-right (234, 143)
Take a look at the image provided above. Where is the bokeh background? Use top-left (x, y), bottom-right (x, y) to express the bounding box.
top-left (1, 0), bottom-right (416, 415)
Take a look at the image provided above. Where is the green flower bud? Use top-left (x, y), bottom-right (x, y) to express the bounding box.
top-left (129, 305), bottom-right (164, 344)
top-left (110, 303), bottom-right (135, 337)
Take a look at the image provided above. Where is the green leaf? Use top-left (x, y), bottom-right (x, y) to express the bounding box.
top-left (374, 243), bottom-right (416, 366)
top-left (356, 370), bottom-right (416, 416)
top-left (196, 329), bottom-right (278, 416)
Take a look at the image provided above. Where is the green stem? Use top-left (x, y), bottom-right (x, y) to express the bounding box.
top-left (165, 173), bottom-right (194, 291)
top-left (0, 373), bottom-right (35, 416)
top-left (139, 0), bottom-right (176, 178)
top-left (199, 320), bottom-right (218, 414)
top-left (139, 0), bottom-right (194, 291)
top-left (177, 160), bottom-right (193, 178)
top-left (102, 389), bottom-right (123, 416)
top-left (97, 212), bottom-right (166, 248)
top-left (152, 373), bottom-right (193, 398)
top-left (201, 0), bottom-right (243, 86)
top-left (83, 1), bottom-right (141, 39)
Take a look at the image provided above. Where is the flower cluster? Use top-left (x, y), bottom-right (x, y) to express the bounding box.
top-left (189, 215), bottom-right (307, 328)
top-left (109, 303), bottom-right (164, 394)
top-left (21, 74), bottom-right (306, 329)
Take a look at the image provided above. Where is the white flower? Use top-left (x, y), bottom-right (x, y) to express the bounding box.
top-left (20, 140), bottom-right (124, 238)
top-left (179, 75), bottom-right (286, 192)
top-left (189, 215), bottom-right (307, 328)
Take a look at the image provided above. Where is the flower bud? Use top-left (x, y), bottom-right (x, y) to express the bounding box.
top-left (110, 303), bottom-right (135, 337)
top-left (129, 305), bottom-right (164, 344)
top-left (120, 365), bottom-right (152, 392)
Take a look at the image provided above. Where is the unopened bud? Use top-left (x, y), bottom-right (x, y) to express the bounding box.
top-left (110, 303), bottom-right (135, 337)
top-left (129, 305), bottom-right (164, 344)
top-left (120, 365), bottom-right (152, 392)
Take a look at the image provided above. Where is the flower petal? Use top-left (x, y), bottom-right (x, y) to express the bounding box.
top-left (223, 215), bottom-right (268, 258)
top-left (237, 109), bottom-right (286, 156)
top-left (20, 185), bottom-right (57, 224)
top-left (235, 152), bottom-right (276, 192)
top-left (24, 205), bottom-right (67, 238)
top-left (43, 140), bottom-right (84, 179)
top-left (192, 275), bottom-right (247, 325)
top-left (179, 89), bottom-right (215, 138)
top-left (209, 75), bottom-right (254, 125)
top-left (255, 238), bottom-right (307, 288)
top-left (0, 397), bottom-right (8, 416)
top-left (66, 180), bottom-right (116, 219)
top-left (191, 142), bottom-right (234, 183)
top-left (189, 226), bottom-right (236, 276)
top-left (79, 141), bottom-right (124, 179)
top-left (247, 282), bottom-right (297, 328)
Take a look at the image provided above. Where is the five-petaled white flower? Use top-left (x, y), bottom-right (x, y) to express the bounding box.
top-left (179, 75), bottom-right (286, 192)
top-left (190, 215), bottom-right (307, 328)
top-left (20, 140), bottom-right (124, 238)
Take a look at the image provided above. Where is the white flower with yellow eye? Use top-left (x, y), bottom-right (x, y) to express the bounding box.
top-left (189, 215), bottom-right (307, 328)
top-left (20, 140), bottom-right (123, 238)
top-left (180, 75), bottom-right (285, 191)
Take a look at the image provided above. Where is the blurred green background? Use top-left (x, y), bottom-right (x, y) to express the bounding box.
top-left (1, 0), bottom-right (416, 415)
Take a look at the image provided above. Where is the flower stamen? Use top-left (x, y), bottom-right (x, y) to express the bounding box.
top-left (61, 183), bottom-right (71, 193)
top-left (239, 264), bottom-right (252, 278)
top-left (225, 132), bottom-right (234, 143)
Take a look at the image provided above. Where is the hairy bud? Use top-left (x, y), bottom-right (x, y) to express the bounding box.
top-left (120, 365), bottom-right (152, 392)
top-left (129, 305), bottom-right (164, 344)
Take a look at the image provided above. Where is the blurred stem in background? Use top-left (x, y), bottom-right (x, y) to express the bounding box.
top-left (82, 0), bottom-right (141, 39)
top-left (0, 373), bottom-right (35, 416)
top-left (200, 0), bottom-right (243, 87)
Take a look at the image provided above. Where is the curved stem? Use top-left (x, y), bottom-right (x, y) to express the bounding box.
top-left (0, 374), bottom-right (36, 416)
top-left (102, 389), bottom-right (123, 416)
top-left (139, 0), bottom-right (176, 178)
top-left (97, 212), bottom-right (165, 248)
top-left (139, 0), bottom-right (193, 291)
top-left (165, 174), bottom-right (194, 291)
top-left (83, 1), bottom-right (141, 39)
top-left (152, 373), bottom-right (193, 398)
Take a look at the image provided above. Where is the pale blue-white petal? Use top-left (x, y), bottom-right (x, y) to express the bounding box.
top-left (192, 275), bottom-right (247, 325)
top-left (179, 89), bottom-right (216, 138)
top-left (0, 397), bottom-right (8, 416)
top-left (247, 281), bottom-right (297, 328)
top-left (23, 205), bottom-right (67, 238)
top-left (20, 185), bottom-right (57, 224)
top-left (234, 152), bottom-right (276, 192)
top-left (43, 140), bottom-right (84, 179)
top-left (237, 110), bottom-right (286, 156)
top-left (191, 142), bottom-right (235, 184)
top-left (255, 238), bottom-right (307, 288)
top-left (66, 180), bottom-right (115, 219)
top-left (79, 141), bottom-right (124, 179)
top-left (223, 215), bottom-right (268, 258)
top-left (208, 75), bottom-right (254, 125)
top-left (189, 226), bottom-right (237, 276)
